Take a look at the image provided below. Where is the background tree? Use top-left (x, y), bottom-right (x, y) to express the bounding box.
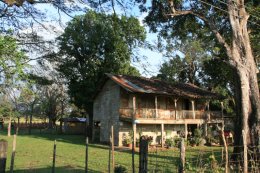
top-left (52, 11), bottom-right (145, 136)
top-left (157, 36), bottom-right (210, 85)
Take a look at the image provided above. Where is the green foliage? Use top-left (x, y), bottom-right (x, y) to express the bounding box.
top-left (55, 11), bottom-right (145, 112)
top-left (0, 35), bottom-right (28, 84)
top-left (114, 165), bottom-right (128, 173)
top-left (193, 128), bottom-right (203, 146)
top-left (165, 138), bottom-right (175, 148)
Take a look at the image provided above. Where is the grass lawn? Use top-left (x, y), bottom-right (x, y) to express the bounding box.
top-left (0, 128), bottom-right (225, 173)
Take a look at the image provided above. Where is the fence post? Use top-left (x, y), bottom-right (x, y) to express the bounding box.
top-left (111, 126), bottom-right (114, 172)
top-left (132, 137), bottom-right (135, 173)
top-left (85, 137), bottom-right (88, 173)
top-left (221, 124), bottom-right (229, 173)
top-left (139, 136), bottom-right (148, 173)
top-left (0, 139), bottom-right (8, 173)
top-left (52, 140), bottom-right (56, 173)
top-left (178, 138), bottom-right (185, 173)
top-left (242, 130), bottom-right (248, 173)
top-left (10, 134), bottom-right (17, 173)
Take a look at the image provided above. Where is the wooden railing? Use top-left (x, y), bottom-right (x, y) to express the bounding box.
top-left (119, 108), bottom-right (222, 120)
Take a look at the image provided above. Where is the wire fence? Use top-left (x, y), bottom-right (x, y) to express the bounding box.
top-left (0, 128), bottom-right (260, 173)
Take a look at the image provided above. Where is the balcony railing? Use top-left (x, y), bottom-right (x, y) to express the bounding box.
top-left (119, 108), bottom-right (222, 120)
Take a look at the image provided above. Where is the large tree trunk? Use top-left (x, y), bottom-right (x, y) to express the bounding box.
top-left (167, 0), bottom-right (260, 156)
top-left (227, 1), bottom-right (260, 166)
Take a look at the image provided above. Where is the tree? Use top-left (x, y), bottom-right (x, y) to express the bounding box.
top-left (157, 36), bottom-right (210, 85)
top-left (53, 11), bottom-right (145, 136)
top-left (132, 0), bottom-right (260, 152)
top-left (0, 35), bottom-right (28, 84)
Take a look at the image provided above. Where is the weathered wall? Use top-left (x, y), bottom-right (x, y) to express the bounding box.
top-left (118, 123), bottom-right (185, 146)
top-left (63, 122), bottom-right (85, 134)
top-left (93, 79), bottom-right (120, 145)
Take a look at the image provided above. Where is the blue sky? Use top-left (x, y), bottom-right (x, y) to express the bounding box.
top-left (29, 3), bottom-right (164, 77)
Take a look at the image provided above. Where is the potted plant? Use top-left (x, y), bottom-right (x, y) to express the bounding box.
top-left (123, 131), bottom-right (133, 148)
top-left (125, 136), bottom-right (132, 148)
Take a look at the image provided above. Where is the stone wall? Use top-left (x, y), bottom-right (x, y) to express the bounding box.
top-left (93, 80), bottom-right (120, 145)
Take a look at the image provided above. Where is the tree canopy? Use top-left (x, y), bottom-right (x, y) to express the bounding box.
top-left (54, 11), bottom-right (145, 114)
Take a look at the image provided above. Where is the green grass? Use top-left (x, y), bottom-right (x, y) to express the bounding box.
top-left (0, 128), bottom-right (225, 173)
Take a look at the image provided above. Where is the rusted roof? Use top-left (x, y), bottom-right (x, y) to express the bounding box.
top-left (106, 73), bottom-right (222, 99)
top-left (59, 117), bottom-right (87, 123)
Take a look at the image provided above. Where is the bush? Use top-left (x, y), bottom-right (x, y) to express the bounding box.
top-left (114, 165), bottom-right (127, 173)
top-left (165, 138), bottom-right (175, 148)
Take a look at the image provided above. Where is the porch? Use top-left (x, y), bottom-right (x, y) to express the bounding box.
top-left (119, 108), bottom-right (222, 120)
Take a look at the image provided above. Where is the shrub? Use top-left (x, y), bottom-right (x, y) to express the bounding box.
top-left (165, 138), bottom-right (175, 148)
top-left (114, 165), bottom-right (127, 173)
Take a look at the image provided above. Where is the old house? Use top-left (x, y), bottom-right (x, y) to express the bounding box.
top-left (93, 74), bottom-right (224, 147)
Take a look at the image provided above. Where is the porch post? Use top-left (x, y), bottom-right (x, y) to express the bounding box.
top-left (132, 96), bottom-right (136, 149)
top-left (184, 123), bottom-right (188, 140)
top-left (221, 101), bottom-right (224, 119)
top-left (155, 96), bottom-right (158, 118)
top-left (207, 101), bottom-right (210, 120)
top-left (191, 100), bottom-right (195, 119)
top-left (161, 123), bottom-right (164, 148)
top-left (174, 99), bottom-right (177, 120)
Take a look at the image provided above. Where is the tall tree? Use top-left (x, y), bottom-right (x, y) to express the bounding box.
top-left (0, 35), bottom-right (28, 84)
top-left (157, 36), bottom-right (210, 85)
top-left (131, 0), bottom-right (260, 151)
top-left (52, 11), bottom-right (145, 134)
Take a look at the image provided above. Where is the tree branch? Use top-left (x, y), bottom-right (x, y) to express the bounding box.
top-left (166, 1), bottom-right (235, 66)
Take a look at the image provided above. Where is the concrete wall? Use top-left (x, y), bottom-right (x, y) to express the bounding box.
top-left (93, 80), bottom-right (120, 145)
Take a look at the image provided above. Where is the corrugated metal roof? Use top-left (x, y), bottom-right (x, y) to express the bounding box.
top-left (59, 117), bottom-right (87, 123)
top-left (106, 73), bottom-right (222, 99)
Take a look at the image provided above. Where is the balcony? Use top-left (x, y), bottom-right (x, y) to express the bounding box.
top-left (119, 108), bottom-right (222, 120)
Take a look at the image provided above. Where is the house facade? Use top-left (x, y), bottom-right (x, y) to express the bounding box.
top-left (93, 74), bottom-right (224, 147)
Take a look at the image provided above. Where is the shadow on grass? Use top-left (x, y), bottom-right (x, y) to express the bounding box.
top-left (6, 166), bottom-right (102, 173)
top-left (0, 127), bottom-right (86, 146)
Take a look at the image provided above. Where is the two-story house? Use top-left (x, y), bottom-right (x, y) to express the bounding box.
top-left (93, 74), bottom-right (224, 147)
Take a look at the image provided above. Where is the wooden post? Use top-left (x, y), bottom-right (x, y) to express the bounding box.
top-left (174, 99), bottom-right (177, 120)
top-left (10, 135), bottom-right (17, 173)
top-left (8, 117), bottom-right (11, 137)
top-left (161, 123), bottom-right (164, 148)
top-left (132, 124), bottom-right (136, 173)
top-left (17, 117), bottom-right (20, 129)
top-left (191, 100), bottom-right (195, 119)
top-left (155, 96), bottom-right (158, 118)
top-left (111, 126), bottom-right (114, 172)
top-left (108, 139), bottom-right (111, 173)
top-left (132, 95), bottom-right (137, 173)
top-left (139, 136), bottom-right (148, 173)
top-left (242, 130), bottom-right (248, 173)
top-left (184, 123), bottom-right (188, 140)
top-left (52, 140), bottom-right (56, 173)
top-left (179, 138), bottom-right (185, 173)
top-left (221, 147), bottom-right (224, 163)
top-left (132, 96), bottom-right (136, 149)
top-left (0, 140), bottom-right (8, 173)
top-left (205, 123), bottom-right (208, 137)
top-left (221, 124), bottom-right (229, 173)
top-left (132, 137), bottom-right (135, 173)
top-left (85, 137), bottom-right (88, 173)
top-left (221, 102), bottom-right (224, 119)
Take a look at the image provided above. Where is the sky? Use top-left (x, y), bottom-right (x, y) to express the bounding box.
top-left (29, 2), bottom-right (165, 77)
